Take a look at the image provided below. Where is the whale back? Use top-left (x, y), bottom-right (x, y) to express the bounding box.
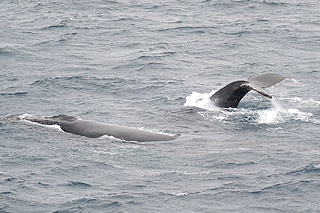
top-left (49, 115), bottom-right (77, 122)
top-left (26, 115), bottom-right (177, 142)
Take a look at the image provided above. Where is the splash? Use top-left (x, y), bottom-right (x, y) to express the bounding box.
top-left (256, 100), bottom-right (314, 124)
top-left (184, 90), bottom-right (217, 111)
top-left (184, 91), bottom-right (319, 125)
top-left (255, 100), bottom-right (284, 124)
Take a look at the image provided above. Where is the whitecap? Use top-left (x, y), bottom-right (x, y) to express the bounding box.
top-left (174, 192), bottom-right (188, 197)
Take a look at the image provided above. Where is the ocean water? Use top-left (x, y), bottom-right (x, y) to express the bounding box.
top-left (1, 0), bottom-right (320, 212)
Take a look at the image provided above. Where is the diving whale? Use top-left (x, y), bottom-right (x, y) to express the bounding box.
top-left (210, 72), bottom-right (288, 108)
top-left (26, 115), bottom-right (177, 142)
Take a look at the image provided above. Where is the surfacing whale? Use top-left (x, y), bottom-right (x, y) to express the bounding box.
top-left (26, 115), bottom-right (177, 142)
top-left (210, 72), bottom-right (288, 108)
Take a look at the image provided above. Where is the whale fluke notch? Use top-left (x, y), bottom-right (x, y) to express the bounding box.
top-left (210, 72), bottom-right (288, 108)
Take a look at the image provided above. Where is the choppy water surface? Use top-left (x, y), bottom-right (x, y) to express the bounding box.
top-left (1, 0), bottom-right (320, 212)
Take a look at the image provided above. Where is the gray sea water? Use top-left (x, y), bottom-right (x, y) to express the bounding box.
top-left (1, 0), bottom-right (320, 212)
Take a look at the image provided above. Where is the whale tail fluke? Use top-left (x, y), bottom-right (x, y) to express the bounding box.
top-left (210, 72), bottom-right (288, 108)
top-left (248, 72), bottom-right (288, 88)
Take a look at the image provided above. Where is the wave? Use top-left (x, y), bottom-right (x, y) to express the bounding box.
top-left (287, 163), bottom-right (320, 175)
top-left (0, 92), bottom-right (28, 96)
top-left (277, 97), bottom-right (320, 107)
top-left (60, 181), bottom-right (92, 188)
top-left (54, 198), bottom-right (121, 213)
top-left (184, 90), bottom-right (320, 125)
top-left (0, 47), bottom-right (13, 56)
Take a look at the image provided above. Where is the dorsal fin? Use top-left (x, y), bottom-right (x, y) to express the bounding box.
top-left (210, 73), bottom-right (287, 108)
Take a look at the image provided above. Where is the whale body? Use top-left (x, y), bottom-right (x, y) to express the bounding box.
top-left (210, 72), bottom-right (288, 108)
top-left (26, 115), bottom-right (177, 142)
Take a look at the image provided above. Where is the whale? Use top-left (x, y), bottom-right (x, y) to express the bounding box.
top-left (26, 115), bottom-right (177, 142)
top-left (210, 72), bottom-right (288, 108)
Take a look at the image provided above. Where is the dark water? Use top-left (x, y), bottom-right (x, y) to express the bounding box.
top-left (1, 0), bottom-right (320, 212)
